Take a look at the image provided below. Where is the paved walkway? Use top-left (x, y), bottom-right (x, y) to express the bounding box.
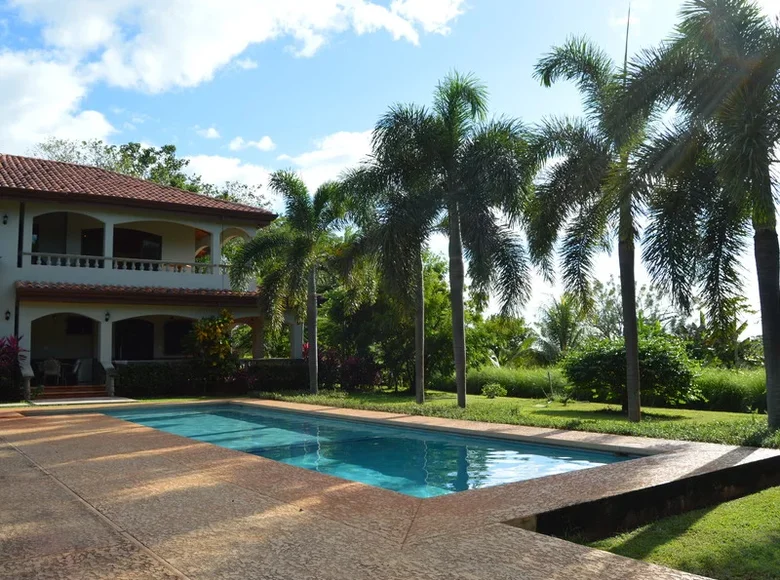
top-left (0, 405), bottom-right (719, 580)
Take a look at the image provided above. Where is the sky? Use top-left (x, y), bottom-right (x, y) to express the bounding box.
top-left (1, 0), bottom-right (778, 329)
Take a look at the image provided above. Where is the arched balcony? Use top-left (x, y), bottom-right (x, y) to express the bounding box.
top-left (22, 212), bottom-right (256, 290)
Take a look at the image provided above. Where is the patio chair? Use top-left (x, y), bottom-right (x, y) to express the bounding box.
top-left (42, 358), bottom-right (62, 385)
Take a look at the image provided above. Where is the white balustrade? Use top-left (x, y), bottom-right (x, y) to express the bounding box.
top-left (24, 252), bottom-right (227, 275)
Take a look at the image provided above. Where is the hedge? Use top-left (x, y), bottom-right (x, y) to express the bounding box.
top-left (691, 368), bottom-right (767, 413)
top-left (430, 367), bottom-right (568, 399)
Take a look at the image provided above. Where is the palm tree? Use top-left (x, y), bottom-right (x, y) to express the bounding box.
top-left (527, 37), bottom-right (648, 421)
top-left (372, 72), bottom-right (533, 408)
top-left (622, 0), bottom-right (780, 428)
top-left (536, 294), bottom-right (588, 363)
top-left (341, 166), bottom-right (438, 403)
top-left (229, 170), bottom-right (343, 394)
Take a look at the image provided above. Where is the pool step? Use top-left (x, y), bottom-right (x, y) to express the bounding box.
top-left (38, 385), bottom-right (108, 399)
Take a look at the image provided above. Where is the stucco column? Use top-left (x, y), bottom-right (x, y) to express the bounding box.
top-left (289, 322), bottom-right (303, 359)
top-left (210, 229), bottom-right (222, 271)
top-left (21, 212), bottom-right (33, 267)
top-left (103, 222), bottom-right (114, 267)
top-left (97, 319), bottom-right (115, 396)
top-left (251, 317), bottom-right (265, 359)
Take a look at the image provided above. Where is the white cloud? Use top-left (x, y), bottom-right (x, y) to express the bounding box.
top-left (277, 129), bottom-right (372, 190)
top-left (229, 135), bottom-right (276, 152)
top-left (195, 126), bottom-right (221, 139)
top-left (390, 0), bottom-right (465, 34)
top-left (0, 50), bottom-right (114, 154)
top-left (185, 154), bottom-right (280, 210)
top-left (9, 0), bottom-right (466, 93)
top-left (234, 57), bottom-right (258, 70)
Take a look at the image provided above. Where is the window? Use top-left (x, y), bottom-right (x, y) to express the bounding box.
top-left (164, 320), bottom-right (193, 356)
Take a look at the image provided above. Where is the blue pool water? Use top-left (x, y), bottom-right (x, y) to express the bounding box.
top-left (106, 404), bottom-right (633, 498)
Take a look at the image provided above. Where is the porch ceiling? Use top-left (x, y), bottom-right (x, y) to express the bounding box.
top-left (15, 281), bottom-right (260, 307)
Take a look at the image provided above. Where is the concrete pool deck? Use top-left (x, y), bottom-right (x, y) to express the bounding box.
top-left (2, 399), bottom-right (779, 579)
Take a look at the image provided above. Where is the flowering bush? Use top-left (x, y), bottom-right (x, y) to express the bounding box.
top-left (302, 343), bottom-right (381, 392)
top-left (0, 335), bottom-right (26, 402)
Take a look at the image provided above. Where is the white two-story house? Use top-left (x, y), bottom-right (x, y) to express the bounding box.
top-left (0, 154), bottom-right (303, 399)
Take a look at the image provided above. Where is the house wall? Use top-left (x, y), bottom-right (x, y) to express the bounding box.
top-left (0, 199), bottom-right (21, 338)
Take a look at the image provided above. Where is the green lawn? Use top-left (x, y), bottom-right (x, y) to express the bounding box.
top-left (587, 486), bottom-right (780, 580)
top-left (254, 389), bottom-right (780, 448)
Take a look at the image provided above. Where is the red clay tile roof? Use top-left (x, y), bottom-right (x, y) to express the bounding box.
top-left (0, 154), bottom-right (275, 223)
top-left (16, 281), bottom-right (260, 308)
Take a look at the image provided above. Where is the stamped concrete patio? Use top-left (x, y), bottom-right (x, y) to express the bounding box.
top-left (2, 399), bottom-right (779, 579)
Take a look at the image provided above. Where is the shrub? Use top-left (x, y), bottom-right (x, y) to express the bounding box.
top-left (237, 359), bottom-right (308, 392)
top-left (481, 383), bottom-right (507, 399)
top-left (430, 367), bottom-right (569, 399)
top-left (690, 368), bottom-right (766, 412)
top-left (562, 335), bottom-right (699, 408)
top-left (115, 361), bottom-right (196, 398)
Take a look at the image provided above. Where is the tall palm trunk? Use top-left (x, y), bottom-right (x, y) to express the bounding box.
top-left (415, 248), bottom-right (425, 404)
top-left (307, 267), bottom-right (318, 394)
top-left (618, 200), bottom-right (641, 422)
top-left (754, 224), bottom-right (780, 430)
top-left (448, 202), bottom-right (467, 408)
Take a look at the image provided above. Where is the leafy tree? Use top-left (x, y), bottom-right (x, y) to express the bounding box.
top-left (527, 36), bottom-right (653, 421)
top-left (535, 294), bottom-right (588, 363)
top-left (319, 252), bottom-right (454, 390)
top-left (622, 0), bottom-right (780, 428)
top-left (229, 171), bottom-right (344, 393)
top-left (340, 163), bottom-right (439, 403)
top-left (372, 72), bottom-right (533, 407)
top-left (30, 138), bottom-right (267, 206)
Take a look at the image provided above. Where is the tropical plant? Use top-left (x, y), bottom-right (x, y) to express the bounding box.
top-left (621, 0), bottom-right (780, 428)
top-left (535, 294), bottom-right (588, 363)
top-left (371, 72), bottom-right (533, 407)
top-left (186, 310), bottom-right (239, 392)
top-left (229, 170), bottom-right (344, 393)
top-left (526, 36), bottom-right (651, 421)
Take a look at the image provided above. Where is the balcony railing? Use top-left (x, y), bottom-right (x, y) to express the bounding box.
top-left (24, 252), bottom-right (227, 274)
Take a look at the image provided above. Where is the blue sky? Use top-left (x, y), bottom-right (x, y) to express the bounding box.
top-left (1, 0), bottom-right (777, 326)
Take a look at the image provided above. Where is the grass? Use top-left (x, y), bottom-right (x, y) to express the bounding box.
top-left (254, 389), bottom-right (780, 448)
top-left (586, 486), bottom-right (780, 580)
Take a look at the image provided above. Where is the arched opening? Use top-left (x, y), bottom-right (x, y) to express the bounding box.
top-left (31, 211), bottom-right (106, 266)
top-left (113, 315), bottom-right (195, 361)
top-left (113, 220), bottom-right (211, 266)
top-left (30, 313), bottom-right (99, 385)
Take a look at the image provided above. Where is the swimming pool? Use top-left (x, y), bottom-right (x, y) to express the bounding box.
top-left (107, 404), bottom-right (634, 498)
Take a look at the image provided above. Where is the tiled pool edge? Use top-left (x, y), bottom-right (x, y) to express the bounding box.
top-left (0, 407), bottom-right (743, 579)
top-left (11, 397), bottom-right (780, 545)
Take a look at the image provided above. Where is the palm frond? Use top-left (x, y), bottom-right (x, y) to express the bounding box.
top-left (462, 210), bottom-right (531, 316)
top-left (458, 117), bottom-right (533, 223)
top-left (269, 170), bottom-right (313, 234)
top-left (228, 224), bottom-right (295, 289)
top-left (534, 36), bottom-right (615, 122)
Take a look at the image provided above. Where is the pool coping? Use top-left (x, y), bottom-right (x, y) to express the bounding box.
top-left (8, 397), bottom-right (780, 543)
